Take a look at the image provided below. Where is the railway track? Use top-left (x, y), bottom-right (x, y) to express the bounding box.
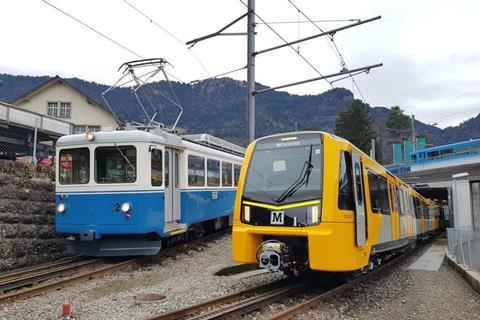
top-left (0, 258), bottom-right (136, 304)
top-left (265, 253), bottom-right (406, 320)
top-left (147, 250), bottom-right (409, 320)
top-left (145, 279), bottom-right (309, 320)
top-left (0, 228), bottom-right (230, 305)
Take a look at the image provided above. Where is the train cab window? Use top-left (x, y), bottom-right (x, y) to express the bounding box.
top-left (165, 151), bottom-right (170, 187)
top-left (234, 164), bottom-right (241, 187)
top-left (151, 149), bottom-right (163, 186)
top-left (59, 148), bottom-right (89, 184)
top-left (207, 159), bottom-right (220, 187)
top-left (188, 155), bottom-right (205, 187)
top-left (95, 146), bottom-right (136, 183)
top-left (338, 151), bottom-right (354, 210)
top-left (222, 162), bottom-right (233, 187)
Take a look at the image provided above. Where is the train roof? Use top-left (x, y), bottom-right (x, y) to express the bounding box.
top-left (57, 129), bottom-right (244, 161)
top-left (410, 138), bottom-right (480, 155)
top-left (57, 129), bottom-right (184, 148)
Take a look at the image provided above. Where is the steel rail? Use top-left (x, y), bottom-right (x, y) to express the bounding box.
top-left (0, 228), bottom-right (230, 305)
top-left (267, 254), bottom-right (407, 320)
top-left (190, 282), bottom-right (309, 320)
top-left (0, 259), bottom-right (102, 293)
top-left (0, 256), bottom-right (83, 282)
top-left (145, 279), bottom-right (294, 320)
top-left (0, 259), bottom-right (137, 304)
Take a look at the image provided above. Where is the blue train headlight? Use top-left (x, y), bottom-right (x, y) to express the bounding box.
top-left (121, 202), bottom-right (131, 213)
top-left (57, 203), bottom-right (66, 213)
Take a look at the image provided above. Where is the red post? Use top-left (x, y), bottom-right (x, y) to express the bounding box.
top-left (62, 302), bottom-right (71, 318)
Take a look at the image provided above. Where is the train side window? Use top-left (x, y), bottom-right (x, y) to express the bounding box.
top-left (165, 151), bottom-right (169, 187)
top-left (413, 197), bottom-right (421, 218)
top-left (207, 159), bottom-right (220, 187)
top-left (234, 164), bottom-right (241, 187)
top-left (188, 155), bottom-right (205, 187)
top-left (397, 188), bottom-right (405, 215)
top-left (59, 148), bottom-right (89, 184)
top-left (338, 151), bottom-right (354, 210)
top-left (222, 162), bottom-right (233, 187)
top-left (379, 176), bottom-right (390, 215)
top-left (151, 149), bottom-right (163, 187)
top-left (368, 172), bottom-right (381, 213)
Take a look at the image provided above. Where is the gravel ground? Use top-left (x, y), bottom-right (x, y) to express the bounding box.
top-left (0, 234), bottom-right (283, 320)
top-left (295, 238), bottom-right (480, 320)
top-left (2, 235), bottom-right (479, 320)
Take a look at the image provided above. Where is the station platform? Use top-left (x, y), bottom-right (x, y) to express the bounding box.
top-left (408, 243), bottom-right (445, 271)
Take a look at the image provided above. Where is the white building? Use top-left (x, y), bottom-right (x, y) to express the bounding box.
top-left (11, 76), bottom-right (119, 133)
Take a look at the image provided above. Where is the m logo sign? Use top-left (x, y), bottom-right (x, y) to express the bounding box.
top-left (270, 211), bottom-right (284, 225)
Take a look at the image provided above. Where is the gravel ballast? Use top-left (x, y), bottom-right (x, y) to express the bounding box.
top-left (296, 238), bottom-right (480, 320)
top-left (1, 235), bottom-right (479, 320)
top-left (0, 234), bottom-right (283, 320)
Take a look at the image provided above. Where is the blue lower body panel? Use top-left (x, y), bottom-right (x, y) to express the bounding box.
top-left (68, 238), bottom-right (162, 257)
top-left (180, 189), bottom-right (236, 225)
top-left (55, 189), bottom-right (236, 256)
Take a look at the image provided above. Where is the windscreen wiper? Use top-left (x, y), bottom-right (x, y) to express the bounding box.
top-left (274, 144), bottom-right (314, 203)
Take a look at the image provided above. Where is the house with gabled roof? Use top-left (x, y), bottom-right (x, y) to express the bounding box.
top-left (11, 76), bottom-right (119, 133)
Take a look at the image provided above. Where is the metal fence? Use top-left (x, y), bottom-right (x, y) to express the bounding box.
top-left (0, 102), bottom-right (73, 166)
top-left (447, 228), bottom-right (480, 272)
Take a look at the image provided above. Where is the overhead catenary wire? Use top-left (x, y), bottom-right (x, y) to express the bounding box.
top-left (286, 0), bottom-right (368, 103)
top-left (237, 0), bottom-right (335, 89)
top-left (429, 106), bottom-right (480, 124)
top-left (120, 0), bottom-right (211, 77)
top-left (42, 0), bottom-right (143, 59)
top-left (41, 0), bottom-right (228, 125)
top-left (190, 65), bottom-right (247, 84)
top-left (257, 18), bottom-right (361, 25)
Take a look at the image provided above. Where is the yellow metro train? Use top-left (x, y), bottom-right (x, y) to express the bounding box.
top-left (232, 131), bottom-right (443, 275)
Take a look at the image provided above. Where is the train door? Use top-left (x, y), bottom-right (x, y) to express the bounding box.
top-left (164, 148), bottom-right (181, 223)
top-left (351, 152), bottom-right (367, 247)
top-left (388, 181), bottom-right (399, 241)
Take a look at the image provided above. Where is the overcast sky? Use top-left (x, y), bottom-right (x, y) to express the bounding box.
top-left (1, 0), bottom-right (480, 128)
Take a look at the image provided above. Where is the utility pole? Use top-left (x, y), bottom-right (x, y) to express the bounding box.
top-left (370, 138), bottom-right (376, 160)
top-left (411, 114), bottom-right (416, 151)
top-left (246, 0), bottom-right (256, 144)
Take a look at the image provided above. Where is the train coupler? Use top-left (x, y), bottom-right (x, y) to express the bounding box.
top-left (257, 241), bottom-right (299, 275)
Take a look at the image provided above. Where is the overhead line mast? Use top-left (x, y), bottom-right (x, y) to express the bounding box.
top-left (186, 1), bottom-right (382, 144)
top-left (247, 0), bottom-right (256, 145)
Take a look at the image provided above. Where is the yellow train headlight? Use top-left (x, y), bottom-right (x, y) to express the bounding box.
top-left (244, 205), bottom-right (251, 222)
top-left (307, 204), bottom-right (320, 225)
top-left (57, 203), bottom-right (66, 213)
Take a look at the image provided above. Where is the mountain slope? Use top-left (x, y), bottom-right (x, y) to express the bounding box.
top-left (1, 73), bottom-right (479, 163)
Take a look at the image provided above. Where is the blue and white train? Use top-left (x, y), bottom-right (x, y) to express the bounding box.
top-left (55, 128), bottom-right (243, 256)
